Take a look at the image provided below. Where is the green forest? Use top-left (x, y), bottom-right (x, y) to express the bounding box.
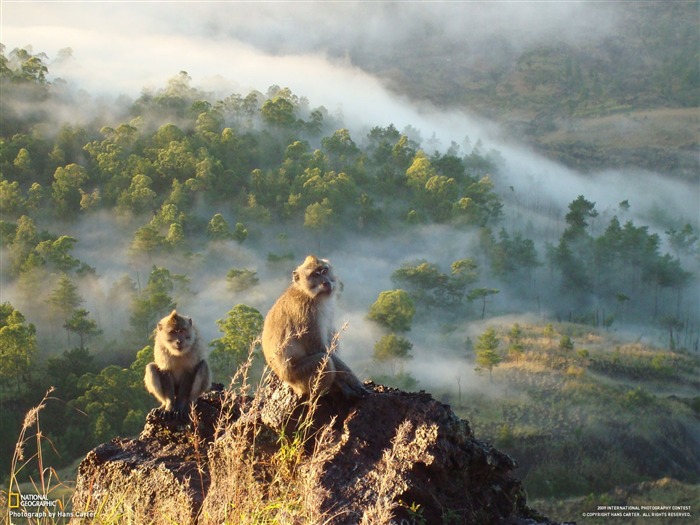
top-left (1, 34), bottom-right (698, 517)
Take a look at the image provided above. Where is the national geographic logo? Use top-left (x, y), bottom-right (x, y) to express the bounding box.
top-left (6, 493), bottom-right (95, 520)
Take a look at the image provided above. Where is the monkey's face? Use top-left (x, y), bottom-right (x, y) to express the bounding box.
top-left (294, 256), bottom-right (336, 299)
top-left (158, 311), bottom-right (195, 354)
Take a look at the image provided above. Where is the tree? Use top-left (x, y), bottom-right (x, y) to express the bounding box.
top-left (74, 348), bottom-right (152, 443)
top-left (490, 228), bottom-right (540, 281)
top-left (9, 215), bottom-right (39, 275)
top-left (373, 333), bottom-right (413, 375)
top-left (26, 183), bottom-right (46, 213)
top-left (35, 235), bottom-right (81, 272)
top-left (152, 139), bottom-right (196, 186)
top-left (367, 290), bottom-right (416, 332)
top-left (357, 193), bottom-right (384, 231)
top-left (79, 188), bottom-right (101, 210)
top-left (195, 108), bottom-right (224, 137)
top-left (648, 253), bottom-right (691, 318)
top-left (300, 169), bottom-right (357, 213)
top-left (458, 176), bottom-right (503, 226)
top-left (0, 179), bottom-right (25, 218)
top-left (129, 266), bottom-right (184, 340)
top-left (13, 147), bottom-right (32, 173)
top-left (392, 135), bottom-right (415, 171)
top-left (507, 323), bottom-right (524, 360)
top-left (64, 308), bottom-right (102, 349)
top-left (52, 163), bottom-right (89, 215)
top-left (117, 174), bottom-right (157, 213)
top-left (166, 222), bottom-right (185, 247)
top-left (130, 224), bottom-right (166, 259)
top-left (559, 335), bottom-right (574, 351)
top-left (304, 199), bottom-right (334, 231)
top-left (475, 327), bottom-right (501, 382)
top-left (0, 303), bottom-right (37, 391)
top-left (232, 222), bottom-right (248, 244)
top-left (660, 316), bottom-right (685, 351)
top-left (210, 305), bottom-right (263, 380)
top-left (467, 288), bottom-right (499, 319)
top-left (405, 150), bottom-right (435, 191)
top-left (563, 195), bottom-right (597, 241)
top-left (151, 203), bottom-right (186, 229)
top-left (47, 273), bottom-right (84, 327)
top-left (666, 223), bottom-right (698, 262)
top-left (391, 260), bottom-right (449, 308)
top-left (424, 175), bottom-right (458, 221)
top-left (543, 323), bottom-right (557, 345)
top-left (553, 238), bottom-right (591, 292)
top-left (46, 346), bottom-right (98, 400)
top-left (447, 258), bottom-right (479, 304)
top-left (322, 128), bottom-right (360, 171)
top-left (226, 268), bottom-right (259, 292)
top-left (13, 49), bottom-right (49, 83)
top-left (206, 213), bottom-right (232, 241)
top-left (261, 96), bottom-right (296, 128)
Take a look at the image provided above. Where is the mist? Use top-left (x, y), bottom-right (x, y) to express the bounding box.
top-left (1, 1), bottom-right (698, 392)
top-left (2, 1), bottom-right (619, 139)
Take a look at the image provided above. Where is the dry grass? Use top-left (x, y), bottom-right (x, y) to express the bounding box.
top-left (540, 108), bottom-right (699, 149)
top-left (199, 341), bottom-right (341, 525)
top-left (203, 385), bottom-right (327, 521)
top-left (359, 421), bottom-right (438, 525)
top-left (532, 477), bottom-right (700, 525)
top-left (6, 334), bottom-right (444, 524)
top-left (460, 322), bottom-right (700, 500)
top-left (1, 387), bottom-right (73, 525)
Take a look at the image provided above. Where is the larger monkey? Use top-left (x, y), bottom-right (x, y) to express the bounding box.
top-left (262, 255), bottom-right (368, 398)
top-left (145, 310), bottom-right (211, 419)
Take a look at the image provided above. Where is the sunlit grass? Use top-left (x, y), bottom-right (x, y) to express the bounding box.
top-left (454, 322), bottom-right (700, 500)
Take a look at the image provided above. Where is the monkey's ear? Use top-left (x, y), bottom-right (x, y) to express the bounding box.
top-left (157, 322), bottom-right (163, 331)
top-left (292, 270), bottom-right (300, 283)
top-left (187, 317), bottom-right (193, 327)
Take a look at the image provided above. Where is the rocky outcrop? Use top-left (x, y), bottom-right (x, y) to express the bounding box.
top-left (72, 380), bottom-right (561, 524)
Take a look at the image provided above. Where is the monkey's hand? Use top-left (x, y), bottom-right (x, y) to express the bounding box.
top-left (172, 400), bottom-right (194, 421)
top-left (336, 373), bottom-right (370, 398)
top-left (332, 355), bottom-right (370, 398)
top-left (174, 407), bottom-right (193, 421)
top-left (152, 407), bottom-right (180, 420)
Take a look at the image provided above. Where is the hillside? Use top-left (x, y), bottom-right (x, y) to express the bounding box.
top-left (349, 3), bottom-right (699, 179)
top-left (438, 321), bottom-right (700, 512)
top-left (533, 477), bottom-right (699, 525)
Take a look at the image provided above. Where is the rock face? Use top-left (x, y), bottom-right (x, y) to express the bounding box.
top-left (72, 381), bottom-right (559, 524)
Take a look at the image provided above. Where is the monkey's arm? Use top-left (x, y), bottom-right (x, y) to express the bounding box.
top-left (285, 351), bottom-right (331, 382)
top-left (275, 335), bottom-right (335, 395)
top-left (174, 360), bottom-right (212, 417)
top-left (145, 363), bottom-right (176, 412)
top-left (331, 354), bottom-right (369, 398)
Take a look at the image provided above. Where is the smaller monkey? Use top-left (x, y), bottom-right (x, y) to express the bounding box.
top-left (262, 255), bottom-right (368, 398)
top-left (145, 310), bottom-right (211, 419)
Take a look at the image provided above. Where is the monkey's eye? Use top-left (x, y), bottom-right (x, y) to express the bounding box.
top-left (319, 267), bottom-right (328, 275)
